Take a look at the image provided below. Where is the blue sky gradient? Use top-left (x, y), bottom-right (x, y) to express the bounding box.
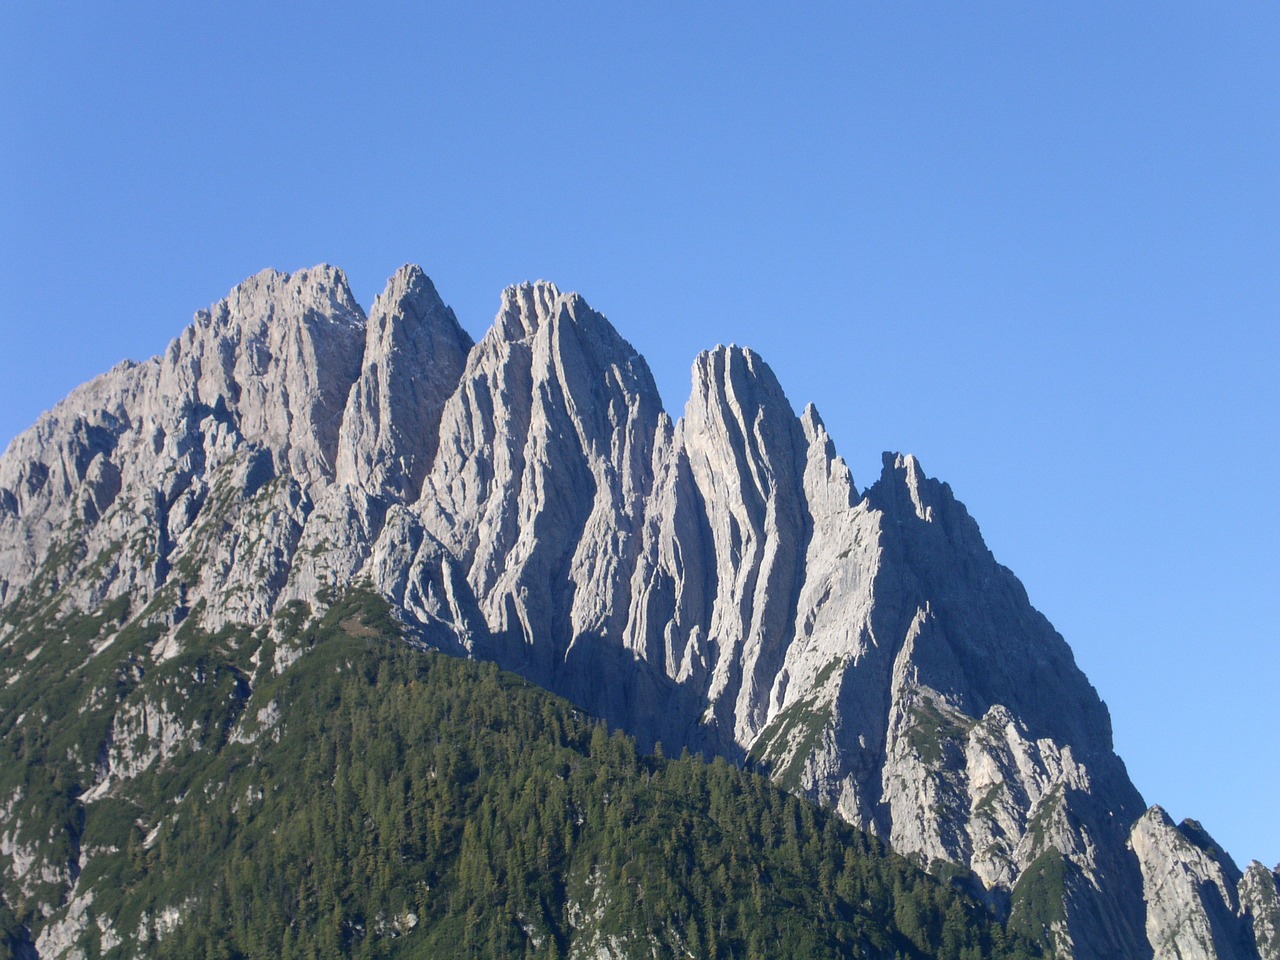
top-left (3, 3), bottom-right (1276, 867)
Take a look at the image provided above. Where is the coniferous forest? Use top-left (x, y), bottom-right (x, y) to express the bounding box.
top-left (2, 590), bottom-right (1045, 959)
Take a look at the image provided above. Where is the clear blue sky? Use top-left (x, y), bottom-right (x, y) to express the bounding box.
top-left (3, 3), bottom-right (1276, 868)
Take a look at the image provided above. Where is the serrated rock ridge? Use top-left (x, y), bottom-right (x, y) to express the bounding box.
top-left (0, 265), bottom-right (1267, 960)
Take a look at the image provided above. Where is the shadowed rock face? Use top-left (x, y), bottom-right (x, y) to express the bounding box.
top-left (1241, 862), bottom-right (1280, 960)
top-left (0, 265), bottom-right (1267, 959)
top-left (1129, 807), bottom-right (1269, 960)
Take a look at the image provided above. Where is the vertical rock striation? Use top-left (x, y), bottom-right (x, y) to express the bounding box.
top-left (283, 265), bottom-right (474, 604)
top-left (1130, 807), bottom-right (1262, 960)
top-left (0, 264), bottom-right (1268, 959)
top-left (335, 264), bottom-right (472, 500)
top-left (1241, 862), bottom-right (1280, 960)
top-left (0, 266), bottom-right (367, 632)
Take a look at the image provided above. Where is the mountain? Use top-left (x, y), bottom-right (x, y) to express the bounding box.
top-left (0, 264), bottom-right (1274, 959)
top-left (2, 587), bottom-right (1046, 959)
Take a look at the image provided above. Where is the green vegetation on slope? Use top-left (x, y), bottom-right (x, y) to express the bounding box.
top-left (1008, 848), bottom-right (1068, 950)
top-left (2, 589), bottom-right (1045, 959)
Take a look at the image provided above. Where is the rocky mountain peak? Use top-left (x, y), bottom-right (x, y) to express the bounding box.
top-left (492, 280), bottom-right (563, 343)
top-left (156, 264), bottom-right (367, 489)
top-left (875, 450), bottom-right (939, 523)
top-left (689, 344), bottom-right (791, 410)
top-left (410, 282), bottom-right (663, 679)
top-left (369, 263), bottom-right (440, 318)
top-left (0, 265), bottom-right (1271, 960)
top-left (1130, 805), bottom-right (1261, 960)
top-left (204, 264), bottom-right (365, 333)
top-left (652, 344), bottom-right (814, 744)
top-left (683, 345), bottom-right (806, 505)
top-left (799, 402), bottom-right (859, 513)
top-left (334, 265), bottom-right (473, 498)
top-left (799, 400), bottom-right (825, 435)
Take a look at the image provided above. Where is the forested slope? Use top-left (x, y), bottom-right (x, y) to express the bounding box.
top-left (2, 590), bottom-right (1042, 960)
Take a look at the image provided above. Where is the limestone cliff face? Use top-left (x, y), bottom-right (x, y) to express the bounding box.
top-left (398, 281), bottom-right (664, 692)
top-left (1129, 807), bottom-right (1266, 960)
top-left (334, 264), bottom-right (473, 500)
top-left (283, 265), bottom-right (473, 606)
top-left (0, 357), bottom-right (152, 608)
top-left (157, 264), bottom-right (366, 489)
top-left (0, 266), bottom-right (367, 634)
top-left (0, 265), bottom-right (1268, 959)
top-left (1241, 862), bottom-right (1280, 960)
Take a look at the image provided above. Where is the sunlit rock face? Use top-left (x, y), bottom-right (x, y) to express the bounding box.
top-left (335, 264), bottom-right (473, 500)
top-left (1129, 807), bottom-right (1271, 960)
top-left (0, 264), bottom-right (1269, 959)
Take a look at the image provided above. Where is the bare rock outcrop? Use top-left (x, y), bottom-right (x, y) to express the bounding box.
top-left (0, 264), bottom-right (1268, 959)
top-left (407, 281), bottom-right (663, 688)
top-left (335, 264), bottom-right (472, 499)
top-left (0, 266), bottom-right (367, 628)
top-left (1241, 862), bottom-right (1280, 960)
top-left (1130, 806), bottom-right (1260, 960)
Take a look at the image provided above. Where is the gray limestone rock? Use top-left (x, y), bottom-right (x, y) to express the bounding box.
top-left (411, 281), bottom-right (663, 688)
top-left (156, 264), bottom-right (365, 489)
top-left (0, 264), bottom-right (1268, 959)
top-left (335, 264), bottom-right (473, 499)
top-left (1131, 806), bottom-right (1257, 960)
top-left (0, 266), bottom-right (366, 629)
top-left (1241, 862), bottom-right (1280, 960)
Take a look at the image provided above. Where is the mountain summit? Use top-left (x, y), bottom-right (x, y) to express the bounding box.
top-left (1, 266), bottom-right (1275, 959)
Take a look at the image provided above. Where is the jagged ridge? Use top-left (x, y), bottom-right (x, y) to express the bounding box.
top-left (0, 265), bottom-right (1275, 959)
